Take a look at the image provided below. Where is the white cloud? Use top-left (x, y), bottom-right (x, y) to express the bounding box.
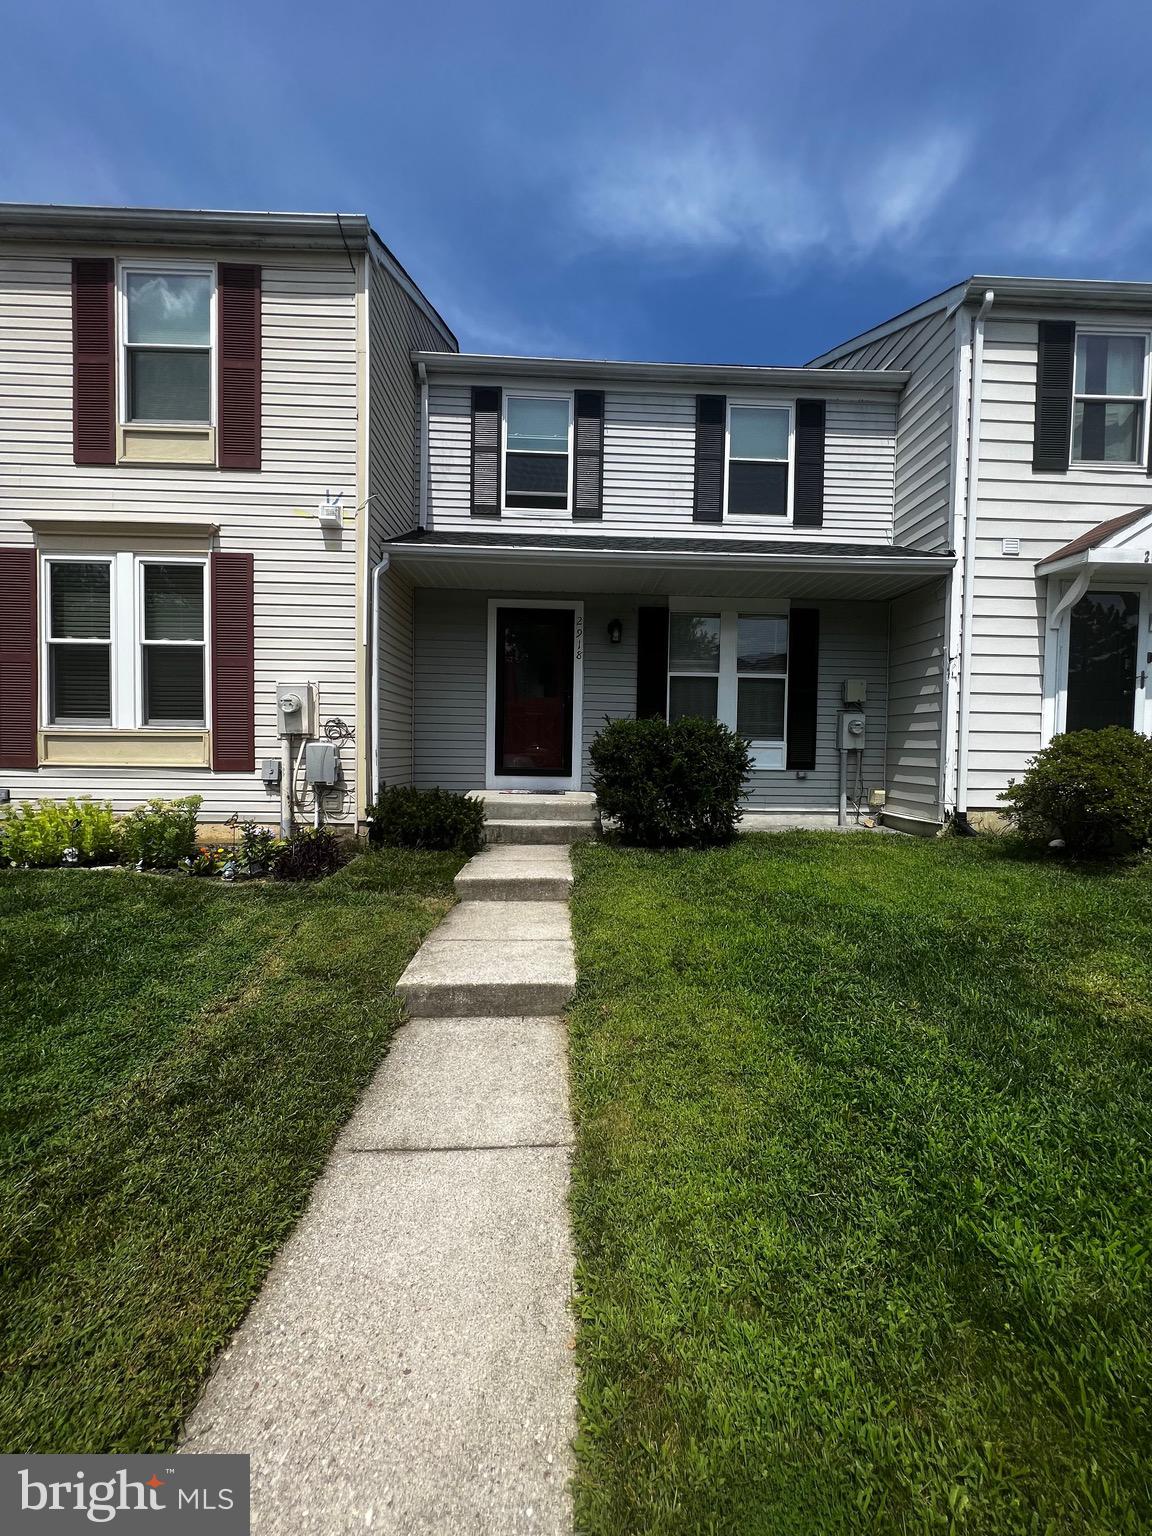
top-left (568, 125), bottom-right (971, 268)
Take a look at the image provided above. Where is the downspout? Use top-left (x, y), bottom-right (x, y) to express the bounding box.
top-left (370, 552), bottom-right (390, 803)
top-left (953, 288), bottom-right (995, 833)
top-left (418, 362), bottom-right (430, 529)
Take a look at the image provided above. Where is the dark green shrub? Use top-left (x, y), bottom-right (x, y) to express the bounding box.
top-left (366, 785), bottom-right (486, 854)
top-left (1001, 727), bottom-right (1152, 857)
top-left (0, 797), bottom-right (119, 867)
top-left (590, 715), bottom-right (753, 848)
top-left (270, 826), bottom-right (347, 881)
top-left (119, 796), bottom-right (203, 868)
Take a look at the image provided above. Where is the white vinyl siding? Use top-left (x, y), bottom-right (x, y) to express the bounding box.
top-left (412, 589), bottom-right (888, 809)
top-left (0, 248), bottom-right (361, 820)
top-left (425, 383), bottom-right (896, 543)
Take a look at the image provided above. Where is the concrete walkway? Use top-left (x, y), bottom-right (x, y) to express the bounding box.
top-left (182, 796), bottom-right (587, 1534)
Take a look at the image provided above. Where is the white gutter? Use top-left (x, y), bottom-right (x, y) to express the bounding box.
top-left (954, 289), bottom-right (994, 823)
top-left (418, 362), bottom-right (430, 530)
top-left (369, 553), bottom-right (390, 802)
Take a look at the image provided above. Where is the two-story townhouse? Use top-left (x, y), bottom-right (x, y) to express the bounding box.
top-left (814, 276), bottom-right (1152, 833)
top-left (374, 354), bottom-right (954, 822)
top-left (0, 204), bottom-right (454, 832)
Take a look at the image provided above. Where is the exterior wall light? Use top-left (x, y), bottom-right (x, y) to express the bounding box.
top-left (607, 618), bottom-right (623, 645)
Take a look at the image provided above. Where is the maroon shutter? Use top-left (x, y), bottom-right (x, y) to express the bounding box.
top-left (0, 548), bottom-right (39, 769)
top-left (211, 552), bottom-right (255, 771)
top-left (218, 265), bottom-right (261, 469)
top-left (72, 258), bottom-right (115, 465)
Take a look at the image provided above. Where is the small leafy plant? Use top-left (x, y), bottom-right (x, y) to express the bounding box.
top-left (119, 796), bottom-right (203, 869)
top-left (1001, 726), bottom-right (1152, 858)
top-left (270, 826), bottom-right (347, 881)
top-left (590, 715), bottom-right (753, 848)
top-left (0, 797), bottom-right (120, 867)
top-left (366, 785), bottom-right (486, 854)
top-left (238, 821), bottom-right (277, 876)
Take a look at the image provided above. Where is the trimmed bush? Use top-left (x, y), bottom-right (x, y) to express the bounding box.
top-left (1001, 727), bottom-right (1152, 857)
top-left (590, 715), bottom-right (753, 848)
top-left (270, 826), bottom-right (347, 881)
top-left (119, 796), bottom-right (203, 869)
top-left (0, 797), bottom-right (119, 868)
top-left (366, 785), bottom-right (486, 854)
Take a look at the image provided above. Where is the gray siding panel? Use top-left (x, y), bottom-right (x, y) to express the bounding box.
top-left (885, 579), bottom-right (947, 823)
top-left (377, 565), bottom-right (415, 791)
top-left (413, 589), bottom-right (889, 810)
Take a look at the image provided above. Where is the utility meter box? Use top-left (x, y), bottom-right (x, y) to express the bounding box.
top-left (304, 741), bottom-right (341, 787)
top-left (276, 682), bottom-right (316, 738)
top-left (842, 678), bottom-right (868, 708)
top-left (838, 712), bottom-right (867, 750)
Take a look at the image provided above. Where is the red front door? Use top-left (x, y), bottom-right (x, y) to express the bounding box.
top-left (495, 607), bottom-right (575, 776)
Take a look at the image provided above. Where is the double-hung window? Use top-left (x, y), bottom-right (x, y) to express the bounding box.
top-left (1072, 332), bottom-right (1149, 464)
top-left (727, 404), bottom-right (791, 517)
top-left (121, 266), bottom-right (214, 425)
top-left (44, 556), bottom-right (207, 729)
top-left (668, 605), bottom-right (789, 769)
top-left (504, 394), bottom-right (572, 510)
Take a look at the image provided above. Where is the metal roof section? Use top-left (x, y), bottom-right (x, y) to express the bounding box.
top-left (411, 350), bottom-right (909, 392)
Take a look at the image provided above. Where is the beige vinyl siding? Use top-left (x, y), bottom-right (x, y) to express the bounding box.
top-left (426, 382), bottom-right (897, 543)
top-left (412, 589), bottom-right (889, 809)
top-left (0, 247), bottom-right (361, 821)
top-left (885, 579), bottom-right (948, 824)
top-left (829, 310), bottom-right (958, 551)
top-left (965, 311), bottom-right (1152, 807)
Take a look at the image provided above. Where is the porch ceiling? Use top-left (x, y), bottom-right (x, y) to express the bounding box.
top-left (385, 531), bottom-right (954, 601)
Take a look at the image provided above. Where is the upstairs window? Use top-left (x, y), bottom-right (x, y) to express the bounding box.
top-left (504, 395), bottom-right (571, 510)
top-left (1072, 332), bottom-right (1149, 464)
top-left (122, 267), bottom-right (213, 424)
top-left (44, 556), bottom-right (207, 729)
top-left (727, 404), bottom-right (791, 516)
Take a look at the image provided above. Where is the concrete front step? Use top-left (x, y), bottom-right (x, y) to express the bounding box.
top-left (471, 791), bottom-right (597, 823)
top-left (396, 940), bottom-right (576, 1018)
top-left (486, 819), bottom-right (594, 846)
top-left (455, 846), bottom-right (573, 903)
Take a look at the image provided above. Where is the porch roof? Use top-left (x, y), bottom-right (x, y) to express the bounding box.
top-left (1036, 506), bottom-right (1152, 580)
top-left (385, 530), bottom-right (954, 601)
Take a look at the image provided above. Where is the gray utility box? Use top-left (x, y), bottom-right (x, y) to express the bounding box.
top-left (838, 713), bottom-right (867, 751)
top-left (304, 741), bottom-right (341, 787)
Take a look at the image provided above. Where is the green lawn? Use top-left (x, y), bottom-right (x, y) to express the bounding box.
top-left (568, 833), bottom-right (1152, 1535)
top-left (0, 851), bottom-right (462, 1454)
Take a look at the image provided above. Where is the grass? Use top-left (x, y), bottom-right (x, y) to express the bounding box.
top-left (0, 850), bottom-right (462, 1453)
top-left (567, 833), bottom-right (1152, 1535)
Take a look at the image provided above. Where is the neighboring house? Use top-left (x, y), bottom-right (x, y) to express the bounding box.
top-left (813, 277), bottom-right (1152, 831)
top-left (0, 203), bottom-right (454, 830)
top-left (377, 355), bottom-right (954, 820)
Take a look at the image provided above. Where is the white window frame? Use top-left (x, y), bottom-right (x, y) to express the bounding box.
top-left (501, 391), bottom-right (574, 514)
top-left (725, 400), bottom-right (794, 522)
top-left (117, 260), bottom-right (217, 428)
top-left (41, 553), bottom-right (210, 731)
top-left (1070, 328), bottom-right (1151, 469)
top-left (668, 598), bottom-right (790, 770)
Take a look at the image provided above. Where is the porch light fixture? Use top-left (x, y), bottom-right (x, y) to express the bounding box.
top-left (607, 618), bottom-right (623, 645)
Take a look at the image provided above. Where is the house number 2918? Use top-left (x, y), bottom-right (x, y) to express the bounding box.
top-left (575, 618), bottom-right (584, 661)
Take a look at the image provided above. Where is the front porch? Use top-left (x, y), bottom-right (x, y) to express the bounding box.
top-left (379, 531), bottom-right (955, 824)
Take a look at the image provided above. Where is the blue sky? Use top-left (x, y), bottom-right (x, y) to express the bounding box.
top-left (3, 0), bottom-right (1151, 363)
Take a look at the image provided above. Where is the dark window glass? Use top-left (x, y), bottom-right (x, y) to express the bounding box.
top-left (50, 644), bottom-right (111, 723)
top-left (144, 564), bottom-right (204, 641)
top-left (727, 460), bottom-right (789, 516)
top-left (51, 563), bottom-right (110, 638)
top-left (505, 451), bottom-right (568, 508)
top-left (128, 349), bottom-right (210, 422)
top-left (1066, 590), bottom-right (1139, 731)
top-left (1072, 400), bottom-right (1142, 463)
top-left (668, 675), bottom-right (718, 722)
top-left (737, 677), bottom-right (786, 739)
top-left (143, 647), bottom-right (205, 724)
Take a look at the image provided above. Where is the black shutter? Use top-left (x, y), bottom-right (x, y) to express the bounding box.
top-left (1033, 321), bottom-right (1074, 473)
top-left (635, 606), bottom-right (669, 719)
top-left (573, 390), bottom-right (605, 518)
top-left (471, 386), bottom-right (501, 516)
top-left (693, 395), bottom-right (725, 523)
top-left (793, 399), bottom-right (826, 527)
top-left (785, 607), bottom-right (819, 770)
